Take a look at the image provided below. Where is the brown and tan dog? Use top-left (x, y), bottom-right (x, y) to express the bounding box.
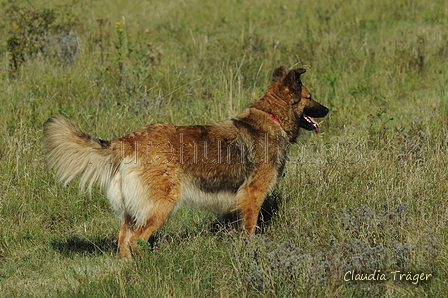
top-left (43, 66), bottom-right (328, 258)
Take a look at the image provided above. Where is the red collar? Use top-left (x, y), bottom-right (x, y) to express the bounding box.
top-left (267, 112), bottom-right (281, 126)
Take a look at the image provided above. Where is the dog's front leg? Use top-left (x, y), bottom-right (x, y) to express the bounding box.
top-left (238, 168), bottom-right (276, 235)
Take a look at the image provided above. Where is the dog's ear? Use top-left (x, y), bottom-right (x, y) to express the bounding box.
top-left (285, 68), bottom-right (306, 88)
top-left (294, 68), bottom-right (306, 76)
top-left (272, 66), bottom-right (288, 81)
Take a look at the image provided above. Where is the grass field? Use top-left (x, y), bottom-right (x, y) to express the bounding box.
top-left (0, 0), bottom-right (447, 296)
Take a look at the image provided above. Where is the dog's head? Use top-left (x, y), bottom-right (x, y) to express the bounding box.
top-left (271, 66), bottom-right (329, 133)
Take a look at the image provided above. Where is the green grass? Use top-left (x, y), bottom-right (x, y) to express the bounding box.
top-left (1, 0), bottom-right (447, 296)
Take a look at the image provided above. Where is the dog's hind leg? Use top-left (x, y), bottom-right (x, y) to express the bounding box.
top-left (118, 215), bottom-right (134, 258)
top-left (118, 197), bottom-right (177, 258)
top-left (130, 196), bottom-right (177, 248)
top-left (104, 173), bottom-right (136, 258)
top-left (118, 172), bottom-right (180, 258)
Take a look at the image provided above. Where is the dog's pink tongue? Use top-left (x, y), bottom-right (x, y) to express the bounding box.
top-left (305, 116), bottom-right (320, 133)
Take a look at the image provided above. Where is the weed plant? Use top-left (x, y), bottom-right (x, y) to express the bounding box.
top-left (0, 0), bottom-right (447, 297)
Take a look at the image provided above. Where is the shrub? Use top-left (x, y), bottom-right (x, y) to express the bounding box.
top-left (4, 1), bottom-right (80, 74)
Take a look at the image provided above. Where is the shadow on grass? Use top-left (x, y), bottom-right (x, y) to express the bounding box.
top-left (50, 234), bottom-right (117, 257)
top-left (258, 192), bottom-right (282, 231)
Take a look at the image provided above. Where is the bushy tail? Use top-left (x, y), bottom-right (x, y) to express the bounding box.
top-left (43, 115), bottom-right (116, 192)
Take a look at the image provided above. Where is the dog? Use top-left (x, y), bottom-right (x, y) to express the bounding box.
top-left (43, 66), bottom-right (329, 258)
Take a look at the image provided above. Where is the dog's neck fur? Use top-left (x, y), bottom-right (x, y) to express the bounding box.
top-left (247, 91), bottom-right (301, 143)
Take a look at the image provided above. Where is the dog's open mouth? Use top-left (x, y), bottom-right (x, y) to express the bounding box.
top-left (300, 115), bottom-right (321, 133)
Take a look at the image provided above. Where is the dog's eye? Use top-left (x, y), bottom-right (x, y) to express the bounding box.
top-left (307, 96), bottom-right (313, 101)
